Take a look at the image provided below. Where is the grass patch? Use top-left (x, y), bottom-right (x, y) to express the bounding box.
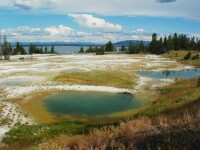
top-left (133, 78), bottom-right (200, 117)
top-left (163, 50), bottom-right (200, 68)
top-left (54, 70), bottom-right (138, 89)
top-left (2, 120), bottom-right (115, 147)
top-left (2, 122), bottom-right (90, 146)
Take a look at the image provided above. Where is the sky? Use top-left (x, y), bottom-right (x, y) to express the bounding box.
top-left (0, 0), bottom-right (199, 43)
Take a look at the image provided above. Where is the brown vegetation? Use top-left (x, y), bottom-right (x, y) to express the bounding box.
top-left (39, 99), bottom-right (200, 150)
top-left (37, 78), bottom-right (200, 150)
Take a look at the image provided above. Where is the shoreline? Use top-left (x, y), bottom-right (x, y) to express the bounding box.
top-left (2, 84), bottom-right (131, 101)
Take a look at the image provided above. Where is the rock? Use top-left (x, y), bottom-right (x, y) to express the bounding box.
top-left (118, 91), bottom-right (132, 95)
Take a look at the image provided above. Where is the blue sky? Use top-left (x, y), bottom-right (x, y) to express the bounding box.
top-left (0, 0), bottom-right (199, 43)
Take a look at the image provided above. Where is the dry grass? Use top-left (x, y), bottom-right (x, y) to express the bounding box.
top-left (163, 50), bottom-right (200, 68)
top-left (37, 79), bottom-right (200, 150)
top-left (54, 70), bottom-right (138, 89)
top-left (38, 100), bottom-right (200, 150)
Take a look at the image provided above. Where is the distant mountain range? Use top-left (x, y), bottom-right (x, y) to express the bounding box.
top-left (11, 40), bottom-right (150, 47)
top-left (11, 42), bottom-right (99, 47)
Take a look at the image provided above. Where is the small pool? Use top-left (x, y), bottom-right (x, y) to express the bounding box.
top-left (42, 92), bottom-right (143, 122)
top-left (0, 79), bottom-right (29, 86)
top-left (17, 91), bottom-right (146, 123)
top-left (137, 68), bottom-right (200, 79)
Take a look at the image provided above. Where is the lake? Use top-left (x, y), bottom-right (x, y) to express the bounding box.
top-left (23, 46), bottom-right (122, 54)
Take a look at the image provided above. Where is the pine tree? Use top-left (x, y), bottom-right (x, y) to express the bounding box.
top-left (96, 47), bottom-right (105, 55)
top-left (45, 47), bottom-right (48, 54)
top-left (105, 41), bottom-right (114, 52)
top-left (51, 46), bottom-right (55, 54)
top-left (39, 47), bottom-right (44, 54)
top-left (128, 42), bottom-right (135, 54)
top-left (9, 43), bottom-right (13, 55)
top-left (2, 35), bottom-right (12, 60)
top-left (29, 44), bottom-right (37, 54)
top-left (174, 33), bottom-right (180, 50)
top-left (14, 42), bottom-right (21, 55)
top-left (149, 33), bottom-right (158, 54)
top-left (120, 44), bottom-right (126, 51)
top-left (189, 37), bottom-right (196, 50)
top-left (86, 46), bottom-right (95, 53)
top-left (79, 47), bottom-right (84, 53)
top-left (167, 35), bottom-right (174, 51)
top-left (197, 40), bottom-right (200, 51)
top-left (20, 44), bottom-right (26, 55)
top-left (138, 41), bottom-right (145, 52)
top-left (179, 34), bottom-right (188, 50)
top-left (163, 37), bottom-right (168, 52)
top-left (157, 37), bottom-right (165, 54)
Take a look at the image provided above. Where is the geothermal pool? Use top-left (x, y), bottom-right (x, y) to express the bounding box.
top-left (137, 68), bottom-right (200, 79)
top-left (17, 91), bottom-right (145, 123)
top-left (44, 92), bottom-right (142, 116)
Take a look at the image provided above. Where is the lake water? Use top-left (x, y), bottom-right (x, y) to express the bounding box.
top-left (137, 68), bottom-right (200, 79)
top-left (23, 46), bottom-right (121, 54)
top-left (43, 92), bottom-right (142, 117)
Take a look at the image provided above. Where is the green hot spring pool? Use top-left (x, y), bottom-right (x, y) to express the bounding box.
top-left (40, 92), bottom-right (144, 123)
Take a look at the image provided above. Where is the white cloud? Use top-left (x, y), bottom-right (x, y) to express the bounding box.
top-left (44, 25), bottom-right (74, 36)
top-left (0, 25), bottom-right (152, 43)
top-left (0, 25), bottom-right (199, 43)
top-left (69, 14), bottom-right (123, 33)
top-left (0, 25), bottom-right (97, 42)
top-left (1, 26), bottom-right (42, 36)
top-left (136, 29), bottom-right (145, 33)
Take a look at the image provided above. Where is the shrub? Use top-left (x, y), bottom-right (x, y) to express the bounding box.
top-left (184, 51), bottom-right (191, 60)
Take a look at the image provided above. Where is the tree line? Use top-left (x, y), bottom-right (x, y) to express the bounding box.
top-left (28, 44), bottom-right (56, 54)
top-left (0, 35), bottom-right (56, 60)
top-left (78, 41), bottom-right (116, 55)
top-left (79, 33), bottom-right (200, 55)
top-left (149, 33), bottom-right (200, 55)
top-left (79, 40), bottom-right (148, 55)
